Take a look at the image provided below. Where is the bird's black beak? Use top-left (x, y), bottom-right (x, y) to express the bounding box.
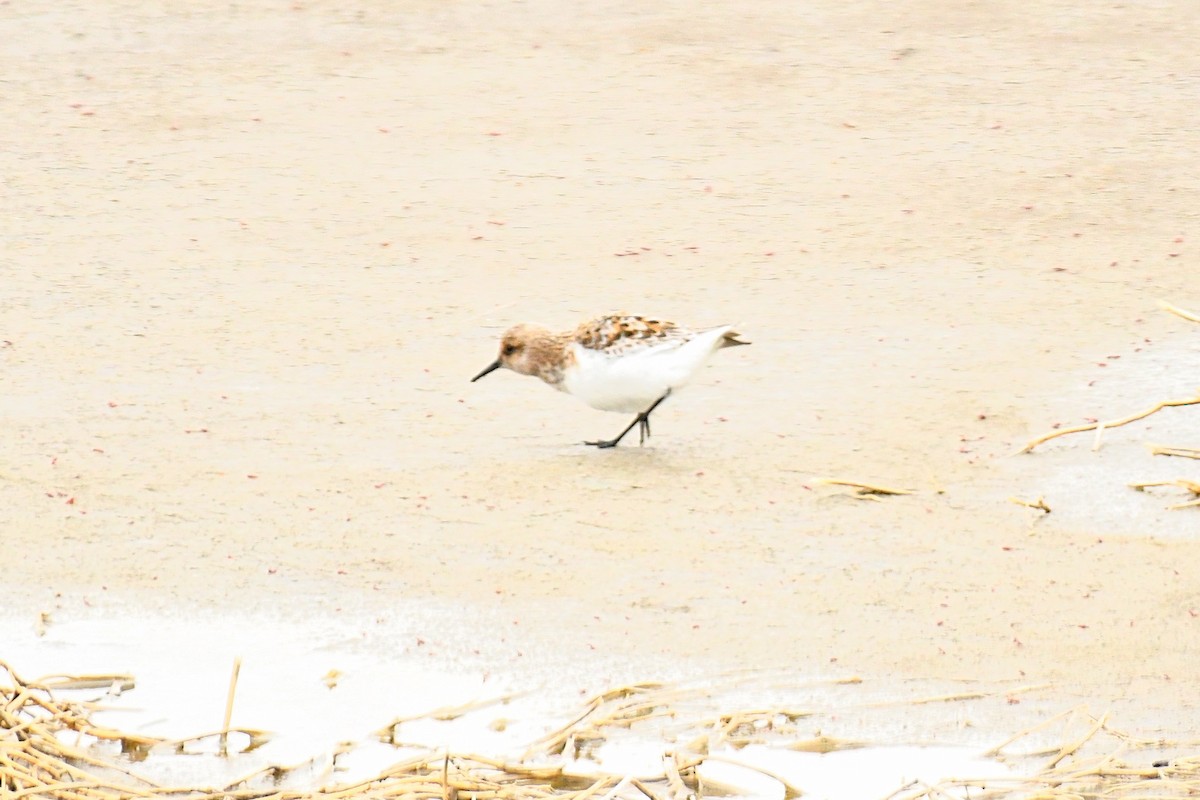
top-left (471, 360), bottom-right (502, 382)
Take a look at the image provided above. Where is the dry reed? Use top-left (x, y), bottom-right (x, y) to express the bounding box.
top-left (1018, 299), bottom-right (1199, 455)
top-left (3, 661), bottom-right (1198, 800)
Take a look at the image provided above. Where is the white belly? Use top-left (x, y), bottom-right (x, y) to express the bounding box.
top-left (561, 326), bottom-right (732, 413)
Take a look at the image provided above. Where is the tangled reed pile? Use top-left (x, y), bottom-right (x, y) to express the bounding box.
top-left (3, 659), bottom-right (1198, 800)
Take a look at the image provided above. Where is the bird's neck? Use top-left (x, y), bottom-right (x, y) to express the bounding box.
top-left (527, 333), bottom-right (574, 387)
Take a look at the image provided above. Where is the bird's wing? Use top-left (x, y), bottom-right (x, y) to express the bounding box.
top-left (572, 315), bottom-right (692, 357)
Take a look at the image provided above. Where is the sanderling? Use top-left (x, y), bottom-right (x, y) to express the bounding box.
top-left (471, 314), bottom-right (749, 448)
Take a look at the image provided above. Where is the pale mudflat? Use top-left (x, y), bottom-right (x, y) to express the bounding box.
top-left (3, 0), bottom-right (1199, 752)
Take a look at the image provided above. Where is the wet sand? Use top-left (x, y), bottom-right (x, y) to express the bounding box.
top-left (4, 0), bottom-right (1200, 746)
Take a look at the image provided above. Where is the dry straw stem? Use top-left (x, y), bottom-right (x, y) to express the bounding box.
top-left (660, 751), bottom-right (693, 800)
top-left (1020, 299), bottom-right (1199, 454)
top-left (985, 706), bottom-right (1080, 758)
top-left (707, 709), bottom-right (813, 749)
top-left (35, 674), bottom-right (136, 692)
top-left (521, 682), bottom-right (678, 759)
top-left (1018, 393), bottom-right (1200, 454)
top-left (1129, 479), bottom-right (1200, 509)
top-left (219, 656), bottom-right (242, 758)
top-left (1148, 443), bottom-right (1200, 460)
top-left (180, 727), bottom-right (273, 752)
top-left (1158, 300), bottom-right (1200, 323)
top-left (786, 736), bottom-right (864, 753)
top-left (377, 692), bottom-right (523, 744)
top-left (691, 753), bottom-right (805, 798)
top-left (812, 478), bottom-right (915, 496)
top-left (628, 777), bottom-right (663, 800)
top-left (949, 709), bottom-right (1200, 800)
top-left (1044, 711), bottom-right (1108, 769)
top-left (1009, 496), bottom-right (1051, 513)
top-left (865, 683), bottom-right (1051, 711)
top-left (667, 753), bottom-right (806, 800)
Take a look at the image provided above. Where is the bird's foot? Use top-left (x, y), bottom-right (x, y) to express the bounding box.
top-left (584, 438), bottom-right (621, 449)
top-left (637, 415), bottom-right (651, 446)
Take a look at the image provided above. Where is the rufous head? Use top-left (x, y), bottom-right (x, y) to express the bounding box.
top-left (471, 323), bottom-right (554, 381)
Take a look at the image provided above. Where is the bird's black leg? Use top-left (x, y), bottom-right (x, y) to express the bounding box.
top-left (584, 416), bottom-right (641, 449)
top-left (585, 391), bottom-right (671, 449)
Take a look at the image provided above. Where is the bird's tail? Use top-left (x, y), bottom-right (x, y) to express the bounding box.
top-left (720, 327), bottom-right (751, 348)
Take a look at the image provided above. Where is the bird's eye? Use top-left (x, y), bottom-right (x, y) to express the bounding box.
top-left (502, 343), bottom-right (517, 356)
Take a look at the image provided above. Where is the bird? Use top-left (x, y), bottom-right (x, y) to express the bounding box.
top-left (471, 314), bottom-right (749, 448)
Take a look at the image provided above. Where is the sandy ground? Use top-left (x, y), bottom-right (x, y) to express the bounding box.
top-left (4, 0), bottom-right (1200, 746)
